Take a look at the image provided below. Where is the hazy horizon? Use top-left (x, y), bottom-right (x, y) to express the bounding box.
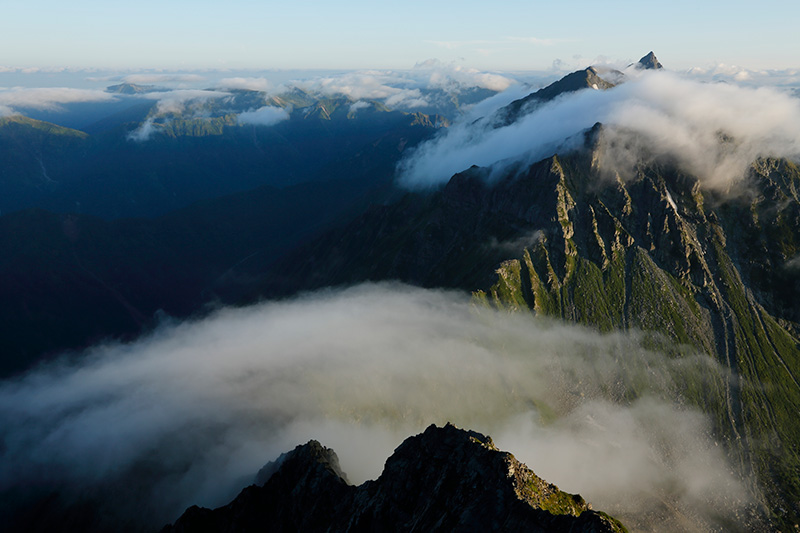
top-left (4, 0), bottom-right (800, 72)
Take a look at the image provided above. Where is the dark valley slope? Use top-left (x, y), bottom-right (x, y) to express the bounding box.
top-left (0, 92), bottom-right (443, 219)
top-left (0, 171), bottom-right (394, 376)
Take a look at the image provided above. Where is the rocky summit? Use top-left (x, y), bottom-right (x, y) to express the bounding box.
top-left (163, 424), bottom-right (627, 532)
top-left (636, 51), bottom-right (663, 70)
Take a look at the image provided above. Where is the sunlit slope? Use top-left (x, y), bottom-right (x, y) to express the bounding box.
top-left (266, 140), bottom-right (800, 527)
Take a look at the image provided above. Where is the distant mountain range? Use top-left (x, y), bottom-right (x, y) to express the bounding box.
top-left (2, 52), bottom-right (799, 530)
top-left (0, 90), bottom-right (447, 219)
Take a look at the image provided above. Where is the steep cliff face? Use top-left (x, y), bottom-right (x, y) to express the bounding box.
top-left (474, 146), bottom-right (800, 525)
top-left (264, 132), bottom-right (800, 527)
top-left (164, 424), bottom-right (627, 533)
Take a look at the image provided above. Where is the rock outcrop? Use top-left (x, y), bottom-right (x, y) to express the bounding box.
top-left (163, 424), bottom-right (627, 532)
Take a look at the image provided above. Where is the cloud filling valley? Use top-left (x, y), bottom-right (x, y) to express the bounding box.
top-left (0, 283), bottom-right (753, 531)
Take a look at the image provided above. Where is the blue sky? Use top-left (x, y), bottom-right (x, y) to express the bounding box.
top-left (3, 0), bottom-right (799, 72)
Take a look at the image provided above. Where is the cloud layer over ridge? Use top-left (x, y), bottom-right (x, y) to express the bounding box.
top-left (398, 70), bottom-right (800, 189)
top-left (0, 284), bottom-right (752, 531)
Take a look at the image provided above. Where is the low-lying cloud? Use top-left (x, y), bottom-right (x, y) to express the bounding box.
top-left (0, 284), bottom-right (754, 531)
top-left (139, 89), bottom-right (232, 115)
top-left (127, 89), bottom-right (232, 141)
top-left (237, 105), bottom-right (289, 126)
top-left (398, 70), bottom-right (800, 190)
top-left (0, 87), bottom-right (117, 115)
top-left (216, 77), bottom-right (272, 92)
top-left (292, 64), bottom-right (515, 113)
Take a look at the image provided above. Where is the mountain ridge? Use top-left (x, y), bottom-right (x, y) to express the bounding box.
top-left (259, 127), bottom-right (800, 527)
top-left (163, 424), bottom-right (628, 533)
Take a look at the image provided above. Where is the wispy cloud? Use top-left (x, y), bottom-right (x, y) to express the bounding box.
top-left (399, 70), bottom-right (800, 189)
top-left (0, 284), bottom-right (751, 531)
top-left (237, 105), bottom-right (289, 126)
top-left (290, 65), bottom-right (515, 112)
top-left (137, 89), bottom-right (231, 115)
top-left (412, 59), bottom-right (515, 92)
top-left (686, 63), bottom-right (800, 88)
top-left (215, 77), bottom-right (272, 92)
top-left (0, 87), bottom-right (117, 114)
top-left (127, 89), bottom-right (231, 141)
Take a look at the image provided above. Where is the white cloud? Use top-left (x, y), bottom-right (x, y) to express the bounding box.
top-left (399, 70), bottom-right (800, 190)
top-left (384, 88), bottom-right (428, 109)
top-left (216, 77), bottom-right (272, 92)
top-left (686, 64), bottom-right (800, 88)
top-left (0, 87), bottom-right (117, 113)
top-left (289, 65), bottom-right (514, 113)
top-left (0, 284), bottom-right (751, 531)
top-left (127, 118), bottom-right (157, 142)
top-left (137, 89), bottom-right (231, 115)
top-left (237, 105), bottom-right (289, 126)
top-left (348, 100), bottom-right (371, 114)
top-left (412, 59), bottom-right (515, 92)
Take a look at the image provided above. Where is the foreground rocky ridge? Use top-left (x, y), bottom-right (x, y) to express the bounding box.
top-left (164, 424), bottom-right (627, 533)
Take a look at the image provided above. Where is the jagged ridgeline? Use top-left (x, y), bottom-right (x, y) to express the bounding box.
top-left (163, 424), bottom-right (628, 533)
top-left (265, 68), bottom-right (800, 528)
top-left (478, 148), bottom-right (800, 521)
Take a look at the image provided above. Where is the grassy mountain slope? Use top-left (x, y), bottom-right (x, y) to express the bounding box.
top-left (263, 138), bottom-right (800, 527)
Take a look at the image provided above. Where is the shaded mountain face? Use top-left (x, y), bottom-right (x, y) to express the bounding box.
top-left (263, 129), bottom-right (800, 528)
top-left (0, 172), bottom-right (392, 377)
top-left (0, 93), bottom-right (443, 219)
top-left (163, 424), bottom-right (627, 533)
top-left (497, 66), bottom-right (617, 127)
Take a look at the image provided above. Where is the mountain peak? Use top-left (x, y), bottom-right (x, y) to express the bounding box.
top-left (637, 51), bottom-right (663, 70)
top-left (164, 424), bottom-right (627, 532)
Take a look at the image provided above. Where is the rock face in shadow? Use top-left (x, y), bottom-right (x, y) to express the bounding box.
top-left (163, 424), bottom-right (627, 533)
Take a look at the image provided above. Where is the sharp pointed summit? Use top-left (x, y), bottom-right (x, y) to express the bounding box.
top-left (637, 51), bottom-right (663, 69)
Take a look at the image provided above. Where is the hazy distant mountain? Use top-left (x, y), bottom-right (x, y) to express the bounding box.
top-left (497, 66), bottom-right (617, 126)
top-left (105, 82), bottom-right (168, 94)
top-left (0, 92), bottom-right (443, 218)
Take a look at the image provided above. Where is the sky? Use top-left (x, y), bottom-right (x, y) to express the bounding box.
top-left (2, 0), bottom-right (799, 72)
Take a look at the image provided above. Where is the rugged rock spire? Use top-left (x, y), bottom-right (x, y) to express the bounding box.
top-left (163, 424), bottom-right (627, 532)
top-left (637, 51), bottom-right (663, 69)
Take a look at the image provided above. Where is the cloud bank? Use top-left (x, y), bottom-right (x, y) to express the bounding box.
top-left (399, 70), bottom-right (800, 189)
top-left (0, 284), bottom-right (753, 531)
top-left (139, 89), bottom-right (232, 115)
top-left (291, 64), bottom-right (515, 113)
top-left (237, 105), bottom-right (289, 126)
top-left (216, 77), bottom-right (272, 92)
top-left (0, 87), bottom-right (117, 115)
